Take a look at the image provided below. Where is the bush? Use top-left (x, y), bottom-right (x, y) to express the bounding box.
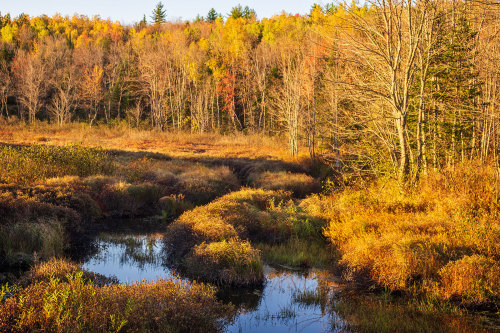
top-left (185, 239), bottom-right (263, 285)
top-left (0, 272), bottom-right (233, 332)
top-left (439, 255), bottom-right (500, 305)
top-left (321, 165), bottom-right (500, 306)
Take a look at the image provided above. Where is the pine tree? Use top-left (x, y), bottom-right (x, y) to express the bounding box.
top-left (427, 11), bottom-right (481, 166)
top-left (206, 8), bottom-right (219, 22)
top-left (229, 5), bottom-right (243, 19)
top-left (242, 6), bottom-right (256, 19)
top-left (151, 2), bottom-right (166, 24)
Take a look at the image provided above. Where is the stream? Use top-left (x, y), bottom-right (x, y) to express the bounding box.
top-left (71, 221), bottom-right (499, 333)
top-left (74, 225), bottom-right (348, 332)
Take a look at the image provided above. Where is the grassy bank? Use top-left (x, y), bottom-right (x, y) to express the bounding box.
top-left (0, 141), bottom-right (245, 280)
top-left (165, 188), bottom-right (332, 285)
top-left (0, 259), bottom-right (233, 332)
top-left (316, 165), bottom-right (500, 308)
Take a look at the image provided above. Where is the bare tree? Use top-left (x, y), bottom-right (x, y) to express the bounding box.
top-left (13, 47), bottom-right (47, 124)
top-left (46, 37), bottom-right (76, 126)
top-left (275, 42), bottom-right (308, 156)
top-left (0, 58), bottom-right (11, 117)
top-left (342, 0), bottom-right (434, 183)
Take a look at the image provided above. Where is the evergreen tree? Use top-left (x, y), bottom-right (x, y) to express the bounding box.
top-left (427, 11), bottom-right (481, 165)
top-left (229, 5), bottom-right (255, 20)
top-left (206, 8), bottom-right (219, 22)
top-left (242, 6), bottom-right (256, 19)
top-left (229, 5), bottom-right (243, 19)
top-left (151, 2), bottom-right (166, 24)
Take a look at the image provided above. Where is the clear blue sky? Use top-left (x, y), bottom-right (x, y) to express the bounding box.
top-left (1, 0), bottom-right (327, 24)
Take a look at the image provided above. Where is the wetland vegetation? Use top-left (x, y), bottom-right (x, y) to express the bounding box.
top-left (0, 0), bottom-right (499, 330)
top-left (0, 125), bottom-right (498, 332)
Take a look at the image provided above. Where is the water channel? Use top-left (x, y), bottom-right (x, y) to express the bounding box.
top-left (75, 223), bottom-right (347, 333)
top-left (72, 221), bottom-right (498, 333)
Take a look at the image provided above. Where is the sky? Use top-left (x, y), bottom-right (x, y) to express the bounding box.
top-left (1, 0), bottom-right (328, 24)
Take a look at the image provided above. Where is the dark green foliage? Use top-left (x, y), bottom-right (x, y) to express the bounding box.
top-left (229, 5), bottom-right (256, 20)
top-left (206, 8), bottom-right (219, 22)
top-left (421, 10), bottom-right (482, 166)
top-left (151, 2), bottom-right (167, 24)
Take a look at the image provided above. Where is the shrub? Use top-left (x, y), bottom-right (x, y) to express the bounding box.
top-left (185, 239), bottom-right (264, 285)
top-left (29, 258), bottom-right (80, 282)
top-left (0, 272), bottom-right (233, 332)
top-left (321, 165), bottom-right (500, 306)
top-left (439, 255), bottom-right (500, 305)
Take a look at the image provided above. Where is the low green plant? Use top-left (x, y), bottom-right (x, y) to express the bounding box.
top-left (0, 144), bottom-right (114, 184)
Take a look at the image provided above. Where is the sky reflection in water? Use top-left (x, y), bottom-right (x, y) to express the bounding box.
top-left (80, 232), bottom-right (346, 332)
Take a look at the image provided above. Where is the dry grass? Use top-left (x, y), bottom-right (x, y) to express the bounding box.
top-left (0, 144), bottom-right (114, 184)
top-left (0, 122), bottom-right (304, 162)
top-left (120, 157), bottom-right (240, 205)
top-left (185, 239), bottom-right (263, 285)
top-left (318, 164), bottom-right (500, 306)
top-left (0, 259), bottom-right (233, 332)
top-left (165, 188), bottom-right (331, 284)
top-left (248, 171), bottom-right (320, 197)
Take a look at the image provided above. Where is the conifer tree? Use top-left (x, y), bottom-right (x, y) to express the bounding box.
top-left (151, 2), bottom-right (166, 24)
top-left (206, 8), bottom-right (219, 22)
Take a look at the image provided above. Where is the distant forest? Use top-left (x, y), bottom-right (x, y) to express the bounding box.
top-left (0, 0), bottom-right (498, 183)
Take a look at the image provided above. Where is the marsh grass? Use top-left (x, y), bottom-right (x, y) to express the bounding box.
top-left (0, 144), bottom-right (114, 184)
top-left (118, 157), bottom-right (241, 207)
top-left (0, 268), bottom-right (233, 332)
top-left (0, 221), bottom-right (65, 259)
top-left (249, 171), bottom-right (320, 197)
top-left (185, 239), bottom-right (264, 285)
top-left (257, 238), bottom-right (333, 268)
top-left (319, 164), bottom-right (500, 307)
top-left (293, 281), bottom-right (331, 308)
top-left (165, 188), bottom-right (332, 284)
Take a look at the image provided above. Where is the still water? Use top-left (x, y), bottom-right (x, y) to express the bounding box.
top-left (76, 225), bottom-right (497, 333)
top-left (78, 230), bottom-right (347, 333)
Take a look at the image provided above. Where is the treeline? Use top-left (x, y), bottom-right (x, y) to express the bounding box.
top-left (0, 0), bottom-right (498, 183)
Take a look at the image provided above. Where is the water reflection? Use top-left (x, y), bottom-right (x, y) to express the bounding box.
top-left (79, 231), bottom-right (347, 332)
top-left (81, 233), bottom-right (174, 283)
top-left (222, 267), bottom-right (347, 333)
top-left (77, 229), bottom-right (496, 333)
